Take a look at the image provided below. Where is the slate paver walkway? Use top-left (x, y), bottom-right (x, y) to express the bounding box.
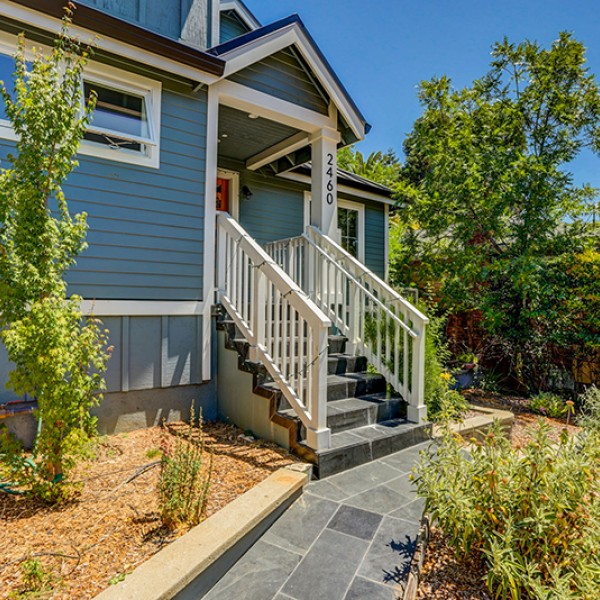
top-left (203, 441), bottom-right (433, 600)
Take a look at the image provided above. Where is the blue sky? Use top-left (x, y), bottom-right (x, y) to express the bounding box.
top-left (252, 0), bottom-right (600, 189)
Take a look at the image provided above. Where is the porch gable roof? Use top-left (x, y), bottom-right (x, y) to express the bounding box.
top-left (209, 15), bottom-right (371, 141)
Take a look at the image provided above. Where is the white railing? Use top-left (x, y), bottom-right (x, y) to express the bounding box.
top-left (217, 213), bottom-right (332, 450)
top-left (266, 226), bottom-right (429, 424)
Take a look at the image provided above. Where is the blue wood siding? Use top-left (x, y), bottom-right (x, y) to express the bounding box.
top-left (0, 88), bottom-right (208, 302)
top-left (236, 169), bottom-right (305, 245)
top-left (364, 203), bottom-right (386, 279)
top-left (78, 0), bottom-right (186, 40)
top-left (229, 49), bottom-right (330, 115)
top-left (220, 11), bottom-right (250, 44)
top-left (0, 315), bottom-right (203, 401)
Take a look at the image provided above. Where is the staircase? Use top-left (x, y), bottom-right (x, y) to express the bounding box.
top-left (216, 212), bottom-right (430, 478)
top-left (217, 312), bottom-right (430, 478)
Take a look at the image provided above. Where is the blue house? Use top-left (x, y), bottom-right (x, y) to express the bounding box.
top-left (0, 0), bottom-right (429, 476)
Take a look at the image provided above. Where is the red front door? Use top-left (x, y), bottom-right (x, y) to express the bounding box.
top-left (216, 178), bottom-right (229, 212)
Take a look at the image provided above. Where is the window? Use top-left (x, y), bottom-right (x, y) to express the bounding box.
top-left (81, 67), bottom-right (161, 168)
top-left (0, 49), bottom-right (18, 141)
top-left (338, 200), bottom-right (365, 262)
top-left (0, 30), bottom-right (161, 167)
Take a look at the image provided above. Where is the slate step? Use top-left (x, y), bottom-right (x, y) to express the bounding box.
top-left (327, 354), bottom-right (368, 375)
top-left (311, 419), bottom-right (432, 478)
top-left (328, 335), bottom-right (347, 354)
top-left (326, 393), bottom-right (405, 433)
top-left (326, 373), bottom-right (386, 401)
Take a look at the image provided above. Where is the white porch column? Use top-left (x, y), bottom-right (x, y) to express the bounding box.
top-left (310, 127), bottom-right (341, 237)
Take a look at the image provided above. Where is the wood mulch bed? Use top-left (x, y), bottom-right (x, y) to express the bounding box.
top-left (0, 422), bottom-right (300, 599)
top-left (416, 389), bottom-right (584, 599)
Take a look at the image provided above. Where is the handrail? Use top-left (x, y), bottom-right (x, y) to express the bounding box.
top-left (266, 226), bottom-right (429, 424)
top-left (301, 234), bottom-right (418, 339)
top-left (217, 213), bottom-right (332, 451)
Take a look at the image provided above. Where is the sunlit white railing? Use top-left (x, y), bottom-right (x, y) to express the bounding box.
top-left (217, 213), bottom-right (332, 450)
top-left (266, 226), bottom-right (429, 424)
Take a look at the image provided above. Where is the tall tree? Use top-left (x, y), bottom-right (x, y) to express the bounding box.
top-left (394, 33), bottom-right (600, 390)
top-left (338, 146), bottom-right (401, 187)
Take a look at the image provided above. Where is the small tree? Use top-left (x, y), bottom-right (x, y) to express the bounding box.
top-left (0, 7), bottom-right (110, 500)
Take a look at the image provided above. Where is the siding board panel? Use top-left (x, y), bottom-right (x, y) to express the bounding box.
top-left (229, 50), bottom-right (329, 115)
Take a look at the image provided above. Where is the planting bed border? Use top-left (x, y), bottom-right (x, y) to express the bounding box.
top-left (433, 405), bottom-right (515, 440)
top-left (95, 464), bottom-right (311, 600)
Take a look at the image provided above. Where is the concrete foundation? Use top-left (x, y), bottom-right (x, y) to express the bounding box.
top-left (216, 330), bottom-right (289, 450)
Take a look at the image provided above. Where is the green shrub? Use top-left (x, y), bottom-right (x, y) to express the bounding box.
top-left (528, 392), bottom-right (568, 419)
top-left (413, 421), bottom-right (600, 599)
top-left (579, 385), bottom-right (600, 432)
top-left (158, 406), bottom-right (213, 531)
top-left (422, 306), bottom-right (468, 421)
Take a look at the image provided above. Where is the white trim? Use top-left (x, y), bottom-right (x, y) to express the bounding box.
top-left (246, 131), bottom-right (309, 171)
top-left (218, 24), bottom-right (365, 140)
top-left (217, 168), bottom-right (240, 220)
top-left (220, 0), bottom-right (261, 31)
top-left (214, 79), bottom-right (333, 132)
top-left (338, 198), bottom-right (365, 263)
top-left (280, 170), bottom-right (394, 205)
top-left (384, 203), bottom-right (390, 282)
top-left (303, 190), bottom-right (311, 232)
top-left (211, 0), bottom-right (221, 47)
top-left (201, 85), bottom-right (220, 381)
top-left (0, 1), bottom-right (219, 86)
top-left (80, 300), bottom-right (206, 316)
top-left (80, 62), bottom-right (162, 169)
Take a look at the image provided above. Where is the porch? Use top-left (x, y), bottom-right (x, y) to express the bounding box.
top-left (202, 28), bottom-right (429, 473)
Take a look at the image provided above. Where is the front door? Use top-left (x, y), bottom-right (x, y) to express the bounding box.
top-left (216, 177), bottom-right (229, 212)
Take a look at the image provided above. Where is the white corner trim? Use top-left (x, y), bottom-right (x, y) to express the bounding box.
top-left (246, 131), bottom-right (309, 171)
top-left (214, 79), bottom-right (333, 133)
top-left (217, 23), bottom-right (365, 140)
top-left (217, 168), bottom-right (240, 220)
top-left (220, 0), bottom-right (261, 30)
top-left (211, 0), bottom-right (221, 48)
top-left (0, 1), bottom-right (219, 86)
top-left (201, 85), bottom-right (220, 381)
top-left (80, 300), bottom-right (207, 316)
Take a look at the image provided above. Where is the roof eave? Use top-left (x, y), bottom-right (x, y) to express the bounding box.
top-left (7, 0), bottom-right (225, 77)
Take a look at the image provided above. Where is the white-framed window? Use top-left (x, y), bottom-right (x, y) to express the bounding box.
top-left (0, 31), bottom-right (161, 168)
top-left (304, 192), bottom-right (365, 262)
top-left (80, 64), bottom-right (162, 169)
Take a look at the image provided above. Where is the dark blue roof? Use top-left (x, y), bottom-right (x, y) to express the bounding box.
top-left (209, 14), bottom-right (370, 136)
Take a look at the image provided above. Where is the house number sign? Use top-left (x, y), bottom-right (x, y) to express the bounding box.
top-left (326, 152), bottom-right (335, 205)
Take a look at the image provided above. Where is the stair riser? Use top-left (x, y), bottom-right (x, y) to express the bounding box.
top-left (315, 424), bottom-right (431, 478)
top-left (327, 355), bottom-right (368, 375)
top-left (327, 377), bottom-right (386, 401)
top-left (327, 399), bottom-right (405, 434)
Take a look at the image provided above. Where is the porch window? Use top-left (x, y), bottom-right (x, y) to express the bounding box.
top-left (337, 200), bottom-right (365, 262)
top-left (338, 206), bottom-right (359, 257)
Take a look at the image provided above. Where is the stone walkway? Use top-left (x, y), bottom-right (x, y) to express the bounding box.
top-left (204, 442), bottom-right (432, 600)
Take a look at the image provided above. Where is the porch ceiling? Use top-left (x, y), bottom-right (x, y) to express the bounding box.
top-left (217, 105), bottom-right (301, 163)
